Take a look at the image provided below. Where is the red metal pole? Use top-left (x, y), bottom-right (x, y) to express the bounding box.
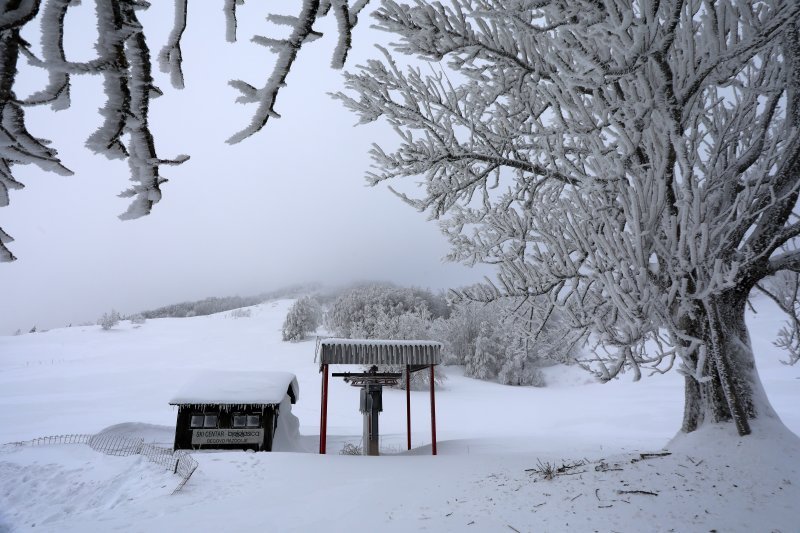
top-left (319, 364), bottom-right (329, 454)
top-left (406, 365), bottom-right (411, 451)
top-left (430, 365), bottom-right (437, 455)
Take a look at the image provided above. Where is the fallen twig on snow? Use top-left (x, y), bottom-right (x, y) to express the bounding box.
top-left (616, 489), bottom-right (658, 496)
top-left (631, 452), bottom-right (671, 463)
top-left (641, 452), bottom-right (671, 459)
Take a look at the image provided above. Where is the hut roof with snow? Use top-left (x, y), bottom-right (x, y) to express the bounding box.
top-left (169, 370), bottom-right (299, 407)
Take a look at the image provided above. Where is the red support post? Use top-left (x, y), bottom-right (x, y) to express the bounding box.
top-left (406, 365), bottom-right (411, 451)
top-left (319, 364), bottom-right (329, 454)
top-left (430, 365), bottom-right (437, 455)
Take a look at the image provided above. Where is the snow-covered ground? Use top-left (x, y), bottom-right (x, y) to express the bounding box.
top-left (1, 298), bottom-right (798, 532)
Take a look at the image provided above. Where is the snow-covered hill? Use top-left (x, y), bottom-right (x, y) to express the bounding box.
top-left (1, 298), bottom-right (798, 532)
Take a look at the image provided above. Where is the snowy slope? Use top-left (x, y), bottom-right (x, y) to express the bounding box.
top-left (1, 298), bottom-right (798, 532)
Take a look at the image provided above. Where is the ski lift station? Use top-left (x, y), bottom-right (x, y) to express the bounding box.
top-left (170, 370), bottom-right (299, 452)
top-left (168, 339), bottom-right (442, 456)
top-left (318, 338), bottom-right (443, 456)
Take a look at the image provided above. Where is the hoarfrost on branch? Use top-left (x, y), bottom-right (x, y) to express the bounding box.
top-left (0, 0), bottom-right (371, 260)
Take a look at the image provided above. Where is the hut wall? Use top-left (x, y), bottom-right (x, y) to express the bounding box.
top-left (173, 403), bottom-right (277, 452)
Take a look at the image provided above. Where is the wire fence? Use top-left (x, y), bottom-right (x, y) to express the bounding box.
top-left (139, 442), bottom-right (198, 493)
top-left (6, 434), bottom-right (93, 447)
top-left (2, 433), bottom-right (198, 494)
top-left (88, 434), bottom-right (144, 456)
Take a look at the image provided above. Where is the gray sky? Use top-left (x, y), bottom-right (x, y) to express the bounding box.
top-left (0, 2), bottom-right (489, 334)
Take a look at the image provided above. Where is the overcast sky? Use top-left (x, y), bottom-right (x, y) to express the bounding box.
top-left (0, 2), bottom-right (489, 334)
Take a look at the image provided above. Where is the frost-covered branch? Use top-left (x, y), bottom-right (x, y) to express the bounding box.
top-left (767, 249), bottom-right (800, 275)
top-left (227, 0), bottom-right (371, 143)
top-left (757, 272), bottom-right (800, 365)
top-left (0, 0), bottom-right (71, 262)
top-left (0, 0), bottom-right (39, 31)
top-left (1, 0), bottom-right (372, 260)
top-left (83, 0), bottom-right (189, 221)
top-left (17, 0), bottom-right (70, 108)
top-left (227, 0), bottom-right (322, 144)
top-left (223, 0), bottom-right (243, 43)
top-left (158, 0), bottom-right (188, 89)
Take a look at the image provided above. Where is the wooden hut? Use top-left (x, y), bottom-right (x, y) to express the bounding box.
top-left (170, 370), bottom-right (299, 452)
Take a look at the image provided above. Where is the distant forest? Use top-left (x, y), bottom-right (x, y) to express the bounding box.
top-left (138, 284), bottom-right (320, 319)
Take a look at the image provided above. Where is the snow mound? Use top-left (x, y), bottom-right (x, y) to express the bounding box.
top-left (96, 422), bottom-right (175, 446)
top-left (429, 427), bottom-right (800, 532)
top-left (667, 418), bottom-right (800, 485)
top-left (0, 445), bottom-right (174, 531)
top-left (272, 396), bottom-right (305, 452)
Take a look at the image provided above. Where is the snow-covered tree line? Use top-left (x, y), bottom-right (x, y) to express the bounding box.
top-left (140, 295), bottom-right (262, 319)
top-left (287, 283), bottom-right (574, 388)
top-left (324, 283), bottom-right (447, 339)
top-left (336, 0), bottom-right (800, 435)
top-left (440, 295), bottom-right (578, 386)
top-left (0, 0), bottom-right (372, 261)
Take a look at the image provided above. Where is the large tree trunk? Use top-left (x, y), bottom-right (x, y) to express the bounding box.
top-left (680, 290), bottom-right (778, 435)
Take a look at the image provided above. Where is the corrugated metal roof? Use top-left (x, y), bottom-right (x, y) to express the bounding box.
top-left (319, 339), bottom-right (442, 365)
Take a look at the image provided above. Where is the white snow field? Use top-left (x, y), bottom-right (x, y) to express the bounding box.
top-left (1, 298), bottom-right (798, 532)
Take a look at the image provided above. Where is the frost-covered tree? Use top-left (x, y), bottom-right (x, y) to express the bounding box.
top-left (437, 296), bottom-right (557, 386)
top-left (326, 283), bottom-right (446, 388)
top-left (282, 296), bottom-right (322, 341)
top-left (337, 0), bottom-right (800, 435)
top-left (468, 322), bottom-right (503, 380)
top-left (430, 299), bottom-right (484, 365)
top-left (326, 283), bottom-right (441, 338)
top-left (98, 309), bottom-right (120, 330)
top-left (0, 0), bottom-right (372, 261)
top-left (497, 345), bottom-right (545, 388)
top-left (362, 306), bottom-right (446, 389)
